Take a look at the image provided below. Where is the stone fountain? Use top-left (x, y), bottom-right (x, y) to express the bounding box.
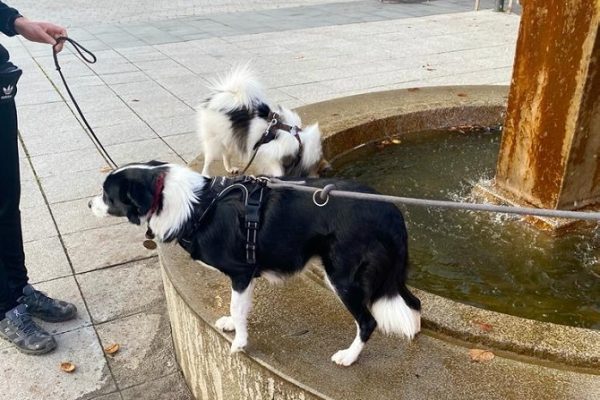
top-left (159, 1), bottom-right (600, 399)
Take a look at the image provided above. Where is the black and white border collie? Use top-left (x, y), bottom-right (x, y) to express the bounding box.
top-left (197, 65), bottom-right (329, 177)
top-left (89, 161), bottom-right (421, 366)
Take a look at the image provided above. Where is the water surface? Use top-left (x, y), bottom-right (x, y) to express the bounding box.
top-left (333, 129), bottom-right (600, 329)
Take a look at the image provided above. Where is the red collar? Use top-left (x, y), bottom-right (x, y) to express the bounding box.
top-left (148, 173), bottom-right (166, 216)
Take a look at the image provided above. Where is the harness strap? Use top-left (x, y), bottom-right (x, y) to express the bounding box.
top-left (241, 111), bottom-right (303, 175)
top-left (179, 176), bottom-right (267, 266)
top-left (245, 186), bottom-right (264, 265)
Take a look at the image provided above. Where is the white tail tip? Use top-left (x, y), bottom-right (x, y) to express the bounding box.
top-left (370, 295), bottom-right (421, 339)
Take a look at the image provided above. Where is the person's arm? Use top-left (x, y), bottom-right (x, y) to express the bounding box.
top-left (0, 1), bottom-right (22, 37)
top-left (0, 1), bottom-right (67, 52)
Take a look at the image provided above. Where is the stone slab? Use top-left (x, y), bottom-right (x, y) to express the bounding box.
top-left (0, 326), bottom-right (116, 400)
top-left (61, 223), bottom-right (155, 274)
top-left (120, 372), bottom-right (192, 400)
top-left (77, 257), bottom-right (165, 324)
top-left (24, 236), bottom-right (72, 284)
top-left (95, 311), bottom-right (178, 389)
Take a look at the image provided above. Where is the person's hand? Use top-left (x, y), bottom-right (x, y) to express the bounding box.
top-left (13, 17), bottom-right (68, 52)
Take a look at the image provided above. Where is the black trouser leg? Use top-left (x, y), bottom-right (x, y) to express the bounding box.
top-left (0, 95), bottom-right (29, 316)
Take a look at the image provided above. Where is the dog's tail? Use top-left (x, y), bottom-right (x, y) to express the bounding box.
top-left (369, 244), bottom-right (421, 340)
top-left (207, 64), bottom-right (265, 111)
top-left (298, 123), bottom-right (323, 169)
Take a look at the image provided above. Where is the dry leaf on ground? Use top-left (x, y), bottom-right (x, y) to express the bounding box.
top-left (60, 362), bottom-right (76, 373)
top-left (99, 166), bottom-right (112, 173)
top-left (104, 343), bottom-right (120, 355)
top-left (469, 349), bottom-right (495, 363)
top-left (471, 320), bottom-right (493, 332)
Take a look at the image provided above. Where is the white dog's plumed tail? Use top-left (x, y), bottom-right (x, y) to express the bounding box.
top-left (207, 64), bottom-right (265, 111)
top-left (298, 123), bottom-right (323, 169)
top-left (370, 295), bottom-right (421, 339)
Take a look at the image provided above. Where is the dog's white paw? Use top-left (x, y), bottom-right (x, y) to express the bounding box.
top-left (227, 167), bottom-right (240, 176)
top-left (331, 348), bottom-right (359, 367)
top-left (215, 316), bottom-right (235, 332)
top-left (230, 337), bottom-right (247, 353)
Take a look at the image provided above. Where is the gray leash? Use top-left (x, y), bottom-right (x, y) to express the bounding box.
top-left (266, 180), bottom-right (600, 222)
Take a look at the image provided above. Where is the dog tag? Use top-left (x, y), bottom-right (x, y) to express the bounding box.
top-left (145, 228), bottom-right (155, 240)
top-left (143, 239), bottom-right (157, 250)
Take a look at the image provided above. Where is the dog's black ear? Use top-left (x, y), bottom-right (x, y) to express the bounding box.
top-left (126, 181), bottom-right (154, 224)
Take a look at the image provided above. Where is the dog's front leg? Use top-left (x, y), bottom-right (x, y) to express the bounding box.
top-left (216, 279), bottom-right (256, 353)
top-left (222, 153), bottom-right (239, 175)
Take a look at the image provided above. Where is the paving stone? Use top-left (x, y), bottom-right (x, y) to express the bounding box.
top-left (0, 327), bottom-right (116, 400)
top-left (162, 132), bottom-right (200, 162)
top-left (51, 197), bottom-right (123, 235)
top-left (29, 148), bottom-right (109, 179)
top-left (40, 169), bottom-right (108, 204)
top-left (91, 119), bottom-right (158, 146)
top-left (95, 311), bottom-right (178, 389)
top-left (145, 113), bottom-right (197, 136)
top-left (21, 204), bottom-right (58, 243)
top-left (24, 236), bottom-right (72, 284)
top-left (20, 179), bottom-right (46, 210)
top-left (89, 392), bottom-right (123, 400)
top-left (105, 138), bottom-right (185, 165)
top-left (34, 275), bottom-right (92, 335)
top-left (62, 223), bottom-right (155, 274)
top-left (22, 127), bottom-right (96, 157)
top-left (77, 257), bottom-right (164, 323)
top-left (121, 372), bottom-right (193, 400)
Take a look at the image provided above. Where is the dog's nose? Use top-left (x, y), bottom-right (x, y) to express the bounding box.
top-left (88, 199), bottom-right (93, 209)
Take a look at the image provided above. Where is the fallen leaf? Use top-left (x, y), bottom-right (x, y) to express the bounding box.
top-left (131, 99), bottom-right (139, 102)
top-left (104, 343), bottom-right (120, 355)
top-left (99, 166), bottom-right (112, 173)
top-left (457, 93), bottom-right (468, 97)
top-left (471, 320), bottom-right (493, 332)
top-left (60, 362), bottom-right (76, 373)
top-left (469, 349), bottom-right (495, 363)
top-left (426, 68), bottom-right (435, 71)
top-left (391, 139), bottom-right (401, 144)
top-left (407, 88), bottom-right (420, 92)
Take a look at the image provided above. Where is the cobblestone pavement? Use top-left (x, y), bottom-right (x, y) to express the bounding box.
top-left (1, 1), bottom-right (519, 399)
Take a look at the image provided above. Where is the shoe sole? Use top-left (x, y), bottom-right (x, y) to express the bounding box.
top-left (0, 332), bottom-right (57, 355)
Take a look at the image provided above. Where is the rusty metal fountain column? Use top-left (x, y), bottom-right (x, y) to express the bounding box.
top-left (490, 0), bottom-right (600, 229)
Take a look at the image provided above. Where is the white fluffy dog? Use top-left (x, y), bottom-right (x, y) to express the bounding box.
top-left (197, 66), bottom-right (328, 177)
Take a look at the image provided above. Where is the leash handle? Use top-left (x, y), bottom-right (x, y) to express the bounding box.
top-left (52, 36), bottom-right (97, 69)
top-left (51, 37), bottom-right (118, 170)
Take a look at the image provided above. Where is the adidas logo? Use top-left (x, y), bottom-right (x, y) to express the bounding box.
top-left (2, 85), bottom-right (14, 96)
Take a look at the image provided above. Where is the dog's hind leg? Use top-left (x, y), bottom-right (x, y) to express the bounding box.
top-left (201, 151), bottom-right (216, 177)
top-left (328, 277), bottom-right (377, 366)
top-left (215, 278), bottom-right (256, 353)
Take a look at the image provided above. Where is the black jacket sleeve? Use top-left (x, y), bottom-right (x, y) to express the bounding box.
top-left (0, 1), bottom-right (22, 37)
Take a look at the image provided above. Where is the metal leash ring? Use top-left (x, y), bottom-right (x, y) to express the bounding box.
top-left (312, 184), bottom-right (335, 207)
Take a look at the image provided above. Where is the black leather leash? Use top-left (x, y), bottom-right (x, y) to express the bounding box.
top-left (52, 37), bottom-right (119, 169)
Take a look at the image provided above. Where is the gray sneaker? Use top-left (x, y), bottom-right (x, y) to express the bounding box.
top-left (18, 284), bottom-right (77, 322)
top-left (0, 304), bottom-right (57, 355)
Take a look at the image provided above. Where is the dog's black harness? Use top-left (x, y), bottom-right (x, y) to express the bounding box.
top-left (178, 176), bottom-right (268, 265)
top-left (240, 111), bottom-right (304, 175)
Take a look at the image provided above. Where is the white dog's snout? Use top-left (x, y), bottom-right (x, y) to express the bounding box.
top-left (90, 195), bottom-right (109, 217)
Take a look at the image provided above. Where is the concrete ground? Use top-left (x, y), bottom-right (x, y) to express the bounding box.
top-left (1, 1), bottom-right (520, 399)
